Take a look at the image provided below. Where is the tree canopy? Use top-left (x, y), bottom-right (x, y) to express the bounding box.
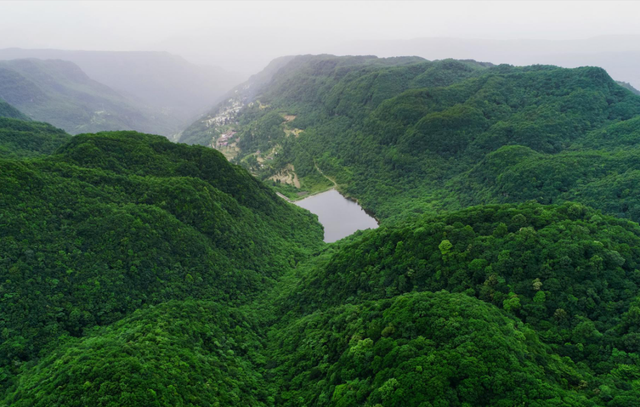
top-left (4, 56), bottom-right (640, 405)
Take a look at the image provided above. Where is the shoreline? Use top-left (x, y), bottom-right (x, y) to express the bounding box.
top-left (276, 183), bottom-right (335, 202)
top-left (279, 187), bottom-right (381, 225)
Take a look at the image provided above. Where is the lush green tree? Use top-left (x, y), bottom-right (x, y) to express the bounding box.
top-left (0, 130), bottom-right (323, 393)
top-left (0, 117), bottom-right (70, 158)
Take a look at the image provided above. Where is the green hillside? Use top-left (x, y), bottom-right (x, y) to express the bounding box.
top-left (3, 301), bottom-right (269, 407)
top-left (0, 99), bottom-right (28, 120)
top-left (5, 292), bottom-right (599, 407)
top-left (0, 48), bottom-right (245, 125)
top-left (179, 55), bottom-right (430, 147)
top-left (5, 56), bottom-right (640, 406)
top-left (0, 100), bottom-right (69, 158)
top-left (192, 55), bottom-right (640, 225)
top-left (5, 198), bottom-right (640, 405)
top-left (0, 131), bottom-right (323, 396)
top-left (0, 59), bottom-right (178, 135)
top-left (0, 117), bottom-right (70, 158)
top-left (617, 81), bottom-right (640, 95)
top-left (268, 291), bottom-right (595, 406)
top-left (263, 202), bottom-right (640, 405)
top-left (178, 55), bottom-right (298, 146)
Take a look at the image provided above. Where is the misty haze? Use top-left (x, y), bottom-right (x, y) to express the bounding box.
top-left (2, 1), bottom-right (640, 406)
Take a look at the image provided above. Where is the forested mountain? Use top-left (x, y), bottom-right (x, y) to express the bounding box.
top-left (0, 99), bottom-right (70, 158)
top-left (4, 54), bottom-right (640, 406)
top-left (186, 55), bottom-right (640, 224)
top-left (180, 55), bottom-right (434, 147)
top-left (333, 36), bottom-right (640, 89)
top-left (262, 202), bottom-right (640, 406)
top-left (5, 196), bottom-right (640, 404)
top-left (0, 59), bottom-right (179, 135)
top-left (617, 81), bottom-right (640, 96)
top-left (0, 129), bottom-right (323, 403)
top-left (0, 48), bottom-right (245, 125)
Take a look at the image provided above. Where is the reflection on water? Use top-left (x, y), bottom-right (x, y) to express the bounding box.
top-left (294, 189), bottom-right (378, 243)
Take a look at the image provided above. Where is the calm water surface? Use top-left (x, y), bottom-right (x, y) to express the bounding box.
top-left (295, 189), bottom-right (378, 243)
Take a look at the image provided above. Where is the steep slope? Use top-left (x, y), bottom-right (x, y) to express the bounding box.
top-left (179, 55), bottom-right (431, 147)
top-left (178, 55), bottom-right (298, 146)
top-left (0, 117), bottom-right (70, 158)
top-left (0, 48), bottom-right (244, 124)
top-left (0, 131), bottom-right (323, 393)
top-left (200, 55), bottom-right (640, 223)
top-left (442, 120), bottom-right (640, 220)
top-left (0, 99), bottom-right (28, 120)
top-left (0, 59), bottom-right (177, 135)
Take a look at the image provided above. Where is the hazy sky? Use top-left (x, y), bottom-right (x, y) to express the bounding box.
top-left (3, 1), bottom-right (640, 74)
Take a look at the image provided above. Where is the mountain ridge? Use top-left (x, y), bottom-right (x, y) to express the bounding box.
top-left (0, 48), bottom-right (245, 125)
top-left (0, 58), bottom-right (179, 135)
top-left (190, 55), bottom-right (640, 225)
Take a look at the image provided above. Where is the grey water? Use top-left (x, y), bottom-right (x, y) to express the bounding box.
top-left (294, 189), bottom-right (378, 243)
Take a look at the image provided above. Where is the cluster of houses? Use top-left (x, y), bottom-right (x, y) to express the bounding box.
top-left (204, 99), bottom-right (244, 128)
top-left (216, 130), bottom-right (236, 148)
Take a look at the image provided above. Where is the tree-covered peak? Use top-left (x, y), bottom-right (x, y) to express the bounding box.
top-left (0, 130), bottom-right (323, 395)
top-left (0, 116), bottom-right (69, 159)
top-left (268, 291), bottom-right (596, 406)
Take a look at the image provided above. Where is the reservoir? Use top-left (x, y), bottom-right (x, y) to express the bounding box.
top-left (295, 189), bottom-right (378, 243)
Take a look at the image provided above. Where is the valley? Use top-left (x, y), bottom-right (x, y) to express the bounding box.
top-left (0, 59), bottom-right (178, 135)
top-left (0, 48), bottom-right (243, 126)
top-left (4, 50), bottom-right (640, 405)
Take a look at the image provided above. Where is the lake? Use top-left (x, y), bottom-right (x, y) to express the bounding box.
top-left (294, 189), bottom-right (378, 243)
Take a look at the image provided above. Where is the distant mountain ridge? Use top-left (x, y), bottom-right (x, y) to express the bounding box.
top-left (333, 36), bottom-right (640, 88)
top-left (0, 116), bottom-right (70, 158)
top-left (618, 80), bottom-right (640, 95)
top-left (0, 98), bottom-right (71, 158)
top-left (179, 54), bottom-right (428, 146)
top-left (0, 58), bottom-right (178, 135)
top-left (0, 48), bottom-right (245, 126)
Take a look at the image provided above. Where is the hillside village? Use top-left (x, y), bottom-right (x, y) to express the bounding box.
top-left (199, 94), bottom-right (246, 159)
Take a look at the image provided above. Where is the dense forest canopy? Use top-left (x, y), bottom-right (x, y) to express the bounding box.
top-left (186, 55), bottom-right (640, 226)
top-left (0, 127), bottom-right (323, 401)
top-left (3, 54), bottom-right (640, 406)
top-left (0, 103), bottom-right (71, 158)
top-left (0, 117), bottom-right (70, 158)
